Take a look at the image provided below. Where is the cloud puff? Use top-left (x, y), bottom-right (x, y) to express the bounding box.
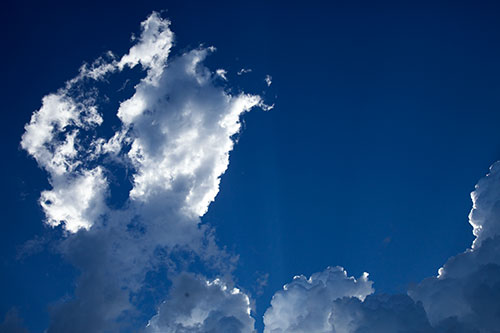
top-left (21, 12), bottom-right (264, 331)
top-left (265, 162), bottom-right (500, 333)
top-left (40, 167), bottom-right (107, 232)
top-left (145, 273), bottom-right (255, 332)
top-left (216, 69), bottom-right (228, 81)
top-left (117, 12), bottom-right (173, 79)
top-left (21, 93), bottom-right (102, 176)
top-left (263, 267), bottom-right (373, 332)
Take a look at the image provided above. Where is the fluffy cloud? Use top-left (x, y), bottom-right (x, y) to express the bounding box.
top-left (117, 47), bottom-right (261, 216)
top-left (40, 167), bottom-right (108, 232)
top-left (145, 273), bottom-right (254, 332)
top-left (21, 12), bottom-right (263, 332)
top-left (263, 267), bottom-right (373, 332)
top-left (117, 11), bottom-right (173, 80)
top-left (264, 163), bottom-right (500, 333)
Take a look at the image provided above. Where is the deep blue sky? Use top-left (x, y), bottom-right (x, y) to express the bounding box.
top-left (2, 0), bottom-right (500, 331)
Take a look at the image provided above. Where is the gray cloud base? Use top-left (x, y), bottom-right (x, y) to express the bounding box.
top-left (145, 273), bottom-right (254, 332)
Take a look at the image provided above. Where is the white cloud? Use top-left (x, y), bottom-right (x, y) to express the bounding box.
top-left (21, 93), bottom-right (102, 176)
top-left (21, 11), bottom-right (267, 332)
top-left (237, 68), bottom-right (252, 75)
top-left (40, 167), bottom-right (108, 232)
top-left (146, 273), bottom-right (255, 333)
top-left (117, 47), bottom-right (261, 217)
top-left (263, 266), bottom-right (373, 333)
top-left (118, 11), bottom-right (174, 82)
top-left (216, 69), bottom-right (228, 81)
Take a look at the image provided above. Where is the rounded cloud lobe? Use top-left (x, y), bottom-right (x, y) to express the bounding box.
top-left (263, 267), bottom-right (373, 333)
top-left (146, 273), bottom-right (254, 333)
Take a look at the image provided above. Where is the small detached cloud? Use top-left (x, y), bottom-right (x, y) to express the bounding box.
top-left (216, 69), bottom-right (228, 81)
top-left (237, 68), bottom-right (252, 75)
top-left (265, 75), bottom-right (272, 86)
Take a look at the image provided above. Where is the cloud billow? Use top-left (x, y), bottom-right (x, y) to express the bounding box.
top-left (145, 273), bottom-right (254, 332)
top-left (264, 162), bottom-right (500, 333)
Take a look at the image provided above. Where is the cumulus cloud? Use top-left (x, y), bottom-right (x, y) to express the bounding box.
top-left (263, 267), bottom-right (373, 332)
top-left (145, 273), bottom-right (254, 332)
top-left (117, 47), bottom-right (261, 216)
top-left (264, 162), bottom-right (500, 333)
top-left (21, 93), bottom-right (102, 176)
top-left (22, 12), bottom-right (264, 332)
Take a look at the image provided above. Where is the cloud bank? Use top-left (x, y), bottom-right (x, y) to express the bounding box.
top-left (264, 162), bottom-right (500, 333)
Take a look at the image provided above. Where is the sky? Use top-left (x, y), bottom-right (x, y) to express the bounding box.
top-left (2, 0), bottom-right (500, 332)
